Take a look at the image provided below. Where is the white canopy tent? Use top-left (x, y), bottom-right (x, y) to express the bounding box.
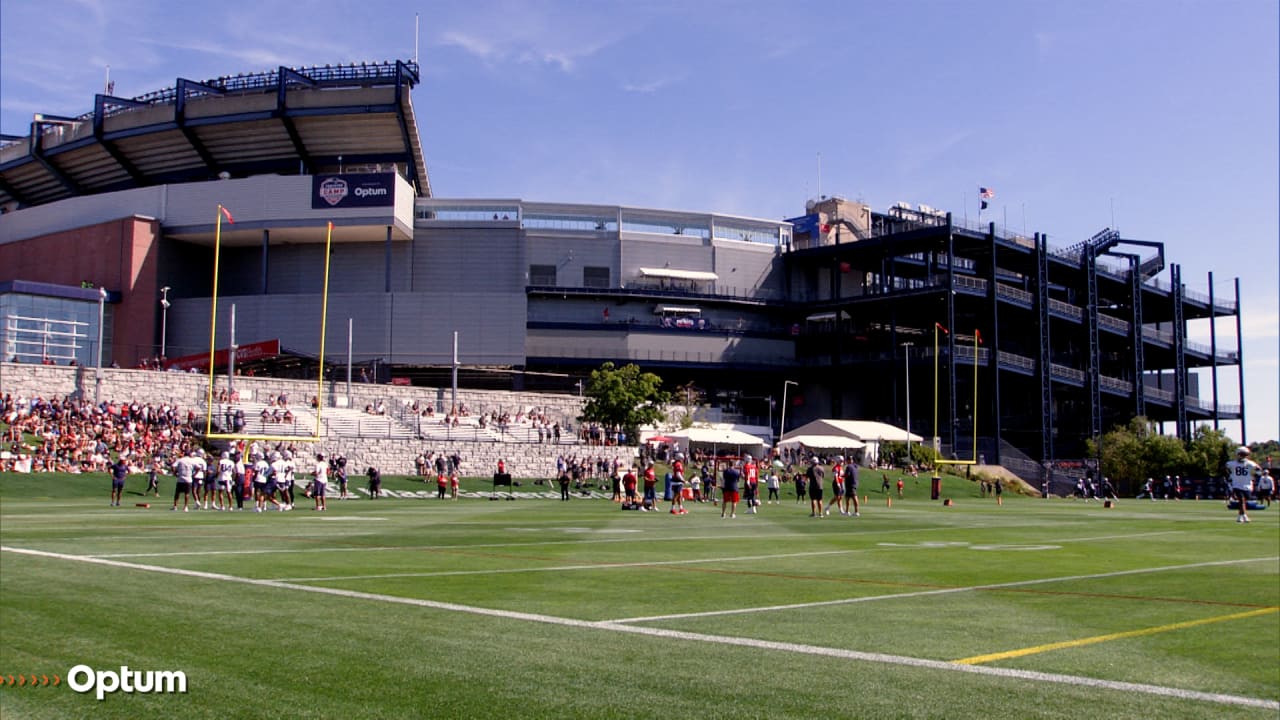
top-left (668, 427), bottom-right (768, 458)
top-left (776, 434), bottom-right (866, 450)
top-left (780, 420), bottom-right (922, 466)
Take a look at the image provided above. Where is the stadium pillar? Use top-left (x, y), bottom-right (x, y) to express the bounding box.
top-left (260, 230), bottom-right (270, 294)
top-left (94, 287), bottom-right (106, 405)
top-left (385, 226), bottom-right (392, 292)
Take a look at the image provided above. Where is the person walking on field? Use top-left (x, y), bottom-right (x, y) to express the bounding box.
top-left (1226, 446), bottom-right (1261, 523)
top-left (842, 457), bottom-right (861, 518)
top-left (720, 460), bottom-right (741, 519)
top-left (766, 467), bottom-right (781, 504)
top-left (312, 453), bottom-right (328, 511)
top-left (669, 453), bottom-right (688, 515)
top-left (145, 460), bottom-right (161, 497)
top-left (807, 457), bottom-right (825, 518)
top-left (824, 456), bottom-right (845, 516)
top-left (742, 454), bottom-right (759, 514)
top-left (108, 455), bottom-right (128, 507)
top-left (1256, 468), bottom-right (1274, 507)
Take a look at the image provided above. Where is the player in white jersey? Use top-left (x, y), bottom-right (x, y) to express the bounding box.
top-left (311, 453), bottom-right (329, 511)
top-left (252, 453), bottom-right (281, 512)
top-left (190, 451), bottom-right (206, 509)
top-left (269, 452), bottom-right (292, 511)
top-left (216, 451), bottom-right (235, 510)
top-left (171, 449), bottom-right (197, 512)
top-left (277, 450), bottom-right (298, 510)
top-left (1225, 446), bottom-right (1261, 523)
top-left (192, 450), bottom-right (209, 509)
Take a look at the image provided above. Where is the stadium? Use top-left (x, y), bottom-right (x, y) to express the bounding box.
top-left (0, 60), bottom-right (1247, 479)
top-left (0, 58), bottom-right (1276, 720)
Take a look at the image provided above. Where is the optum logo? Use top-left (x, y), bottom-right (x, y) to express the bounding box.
top-left (67, 665), bottom-right (187, 701)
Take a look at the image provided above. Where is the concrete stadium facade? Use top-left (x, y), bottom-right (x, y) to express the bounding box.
top-left (0, 61), bottom-right (1247, 479)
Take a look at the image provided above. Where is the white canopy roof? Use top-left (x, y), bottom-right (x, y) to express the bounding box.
top-left (783, 419), bottom-right (923, 444)
top-left (638, 267), bottom-right (719, 282)
top-left (776, 434), bottom-right (866, 450)
top-left (669, 427), bottom-right (767, 446)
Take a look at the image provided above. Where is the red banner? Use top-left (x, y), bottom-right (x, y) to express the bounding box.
top-left (164, 339), bottom-right (281, 371)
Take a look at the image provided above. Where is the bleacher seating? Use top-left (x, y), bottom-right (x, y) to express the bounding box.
top-left (213, 401), bottom-right (318, 436)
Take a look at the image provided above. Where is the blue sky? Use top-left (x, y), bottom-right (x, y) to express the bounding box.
top-left (3, 0), bottom-right (1277, 442)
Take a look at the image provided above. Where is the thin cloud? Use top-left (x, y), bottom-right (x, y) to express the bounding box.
top-left (136, 37), bottom-right (300, 72)
top-left (622, 75), bottom-right (682, 94)
top-left (432, 6), bottom-right (629, 74)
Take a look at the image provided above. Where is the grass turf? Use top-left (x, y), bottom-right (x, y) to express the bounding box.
top-left (1, 470), bottom-right (1277, 719)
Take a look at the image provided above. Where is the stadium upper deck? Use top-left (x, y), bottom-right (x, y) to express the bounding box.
top-left (0, 61), bottom-right (429, 211)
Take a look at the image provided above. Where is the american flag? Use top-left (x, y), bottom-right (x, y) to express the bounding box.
top-left (979, 187), bottom-right (995, 199)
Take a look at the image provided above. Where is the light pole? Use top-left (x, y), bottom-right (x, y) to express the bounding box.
top-left (902, 342), bottom-right (914, 462)
top-left (94, 286), bottom-right (106, 405)
top-left (159, 286), bottom-right (171, 360)
top-left (779, 380), bottom-right (798, 443)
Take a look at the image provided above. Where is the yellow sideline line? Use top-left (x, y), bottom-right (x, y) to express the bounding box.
top-left (953, 607), bottom-right (1279, 665)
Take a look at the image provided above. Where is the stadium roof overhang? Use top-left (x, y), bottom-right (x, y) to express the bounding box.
top-left (166, 222), bottom-right (412, 247)
top-left (0, 61), bottom-right (430, 210)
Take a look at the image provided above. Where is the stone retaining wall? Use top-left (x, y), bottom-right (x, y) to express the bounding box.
top-left (0, 363), bottom-right (637, 477)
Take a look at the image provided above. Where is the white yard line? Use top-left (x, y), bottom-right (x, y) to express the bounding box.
top-left (606, 556), bottom-right (1280, 624)
top-left (81, 521), bottom-right (1053, 559)
top-left (2, 545), bottom-right (1274, 712)
top-left (273, 549), bottom-right (859, 582)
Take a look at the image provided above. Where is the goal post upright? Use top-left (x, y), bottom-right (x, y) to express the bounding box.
top-left (202, 211), bottom-right (333, 446)
top-left (204, 205), bottom-right (228, 437)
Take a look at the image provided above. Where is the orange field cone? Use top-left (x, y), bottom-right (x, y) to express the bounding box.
top-left (886, 497), bottom-right (892, 508)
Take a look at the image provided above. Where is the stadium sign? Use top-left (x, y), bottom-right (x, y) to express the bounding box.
top-left (311, 173), bottom-right (395, 209)
top-left (164, 339), bottom-right (281, 371)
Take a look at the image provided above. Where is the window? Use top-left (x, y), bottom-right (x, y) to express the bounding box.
top-left (529, 264), bottom-right (557, 286)
top-left (583, 266), bottom-right (610, 289)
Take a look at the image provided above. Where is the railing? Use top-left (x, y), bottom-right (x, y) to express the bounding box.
top-left (529, 283), bottom-right (786, 303)
top-left (1142, 326), bottom-right (1173, 345)
top-left (1143, 278), bottom-right (1237, 312)
top-left (1145, 387), bottom-right (1175, 403)
top-left (1097, 313), bottom-right (1130, 333)
top-left (416, 204), bottom-right (521, 222)
top-left (1186, 396), bottom-right (1241, 415)
top-left (1048, 299), bottom-right (1083, 320)
top-left (1050, 364), bottom-right (1085, 384)
top-left (60, 61), bottom-right (421, 128)
top-left (1099, 376), bottom-right (1133, 395)
top-left (129, 61), bottom-right (419, 107)
top-left (953, 275), bottom-right (987, 294)
top-left (996, 351), bottom-right (1035, 372)
top-left (532, 345), bottom-right (793, 366)
top-left (953, 346), bottom-right (992, 364)
top-left (995, 283), bottom-right (1033, 305)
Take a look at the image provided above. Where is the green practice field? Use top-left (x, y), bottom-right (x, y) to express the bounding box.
top-left (1, 471), bottom-right (1277, 719)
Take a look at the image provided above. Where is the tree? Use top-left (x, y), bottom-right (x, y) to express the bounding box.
top-left (1092, 423), bottom-right (1146, 490)
top-left (578, 362), bottom-right (670, 445)
top-left (673, 381), bottom-right (705, 429)
top-left (1185, 425), bottom-right (1235, 478)
top-left (1092, 416), bottom-right (1228, 494)
top-left (1248, 439), bottom-right (1279, 466)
